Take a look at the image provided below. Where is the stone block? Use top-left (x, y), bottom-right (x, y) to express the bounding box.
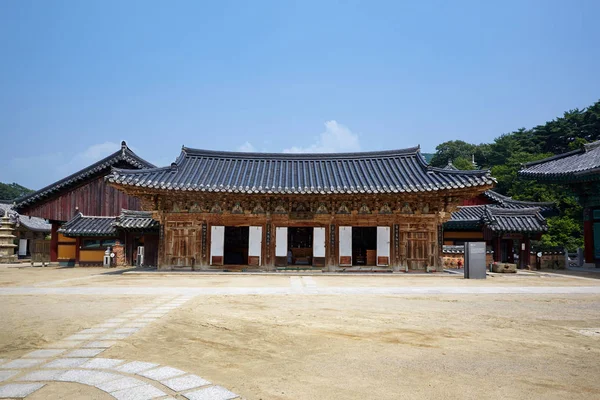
top-left (44, 358), bottom-right (90, 368)
top-left (0, 370), bottom-right (18, 382)
top-left (184, 385), bottom-right (238, 400)
top-left (111, 383), bottom-right (166, 400)
top-left (18, 369), bottom-right (65, 381)
top-left (65, 349), bottom-right (105, 358)
top-left (139, 366), bottom-right (186, 381)
top-left (0, 383), bottom-right (45, 398)
top-left (23, 349), bottom-right (65, 358)
top-left (491, 262), bottom-right (517, 273)
top-left (161, 374), bottom-right (210, 391)
top-left (114, 361), bottom-right (158, 374)
top-left (95, 377), bottom-right (146, 393)
top-left (1, 359), bottom-right (45, 369)
top-left (80, 358), bottom-right (124, 369)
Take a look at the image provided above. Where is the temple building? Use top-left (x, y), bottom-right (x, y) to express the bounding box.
top-left (106, 146), bottom-right (495, 271)
top-left (519, 140), bottom-right (600, 266)
top-left (443, 190), bottom-right (555, 268)
top-left (15, 142), bottom-right (156, 266)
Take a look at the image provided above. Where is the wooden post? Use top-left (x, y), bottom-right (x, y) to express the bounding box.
top-left (493, 236), bottom-right (502, 262)
top-left (75, 237), bottom-right (81, 266)
top-left (524, 235), bottom-right (531, 269)
top-left (583, 208), bottom-right (594, 264)
top-left (50, 222), bottom-right (59, 262)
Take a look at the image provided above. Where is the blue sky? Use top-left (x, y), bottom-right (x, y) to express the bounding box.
top-left (1, 0), bottom-right (599, 189)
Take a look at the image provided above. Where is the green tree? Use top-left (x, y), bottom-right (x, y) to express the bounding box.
top-left (0, 183), bottom-right (34, 201)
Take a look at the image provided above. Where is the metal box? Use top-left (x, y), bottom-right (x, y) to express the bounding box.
top-left (464, 242), bottom-right (486, 279)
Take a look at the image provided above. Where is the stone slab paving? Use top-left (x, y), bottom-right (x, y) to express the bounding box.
top-left (0, 383), bottom-right (45, 398)
top-left (46, 340), bottom-right (82, 348)
top-left (18, 370), bottom-right (66, 381)
top-left (161, 374), bottom-right (211, 391)
top-left (22, 349), bottom-right (65, 359)
top-left (84, 340), bottom-right (117, 348)
top-left (81, 358), bottom-right (124, 369)
top-left (115, 361), bottom-right (159, 374)
top-left (111, 383), bottom-right (166, 400)
top-left (44, 358), bottom-right (90, 368)
top-left (0, 295), bottom-right (241, 399)
top-left (139, 366), bottom-right (186, 381)
top-left (184, 386), bottom-right (239, 400)
top-left (65, 348), bottom-right (105, 358)
top-left (1, 359), bottom-right (46, 369)
top-left (95, 376), bottom-right (146, 392)
top-left (0, 371), bottom-right (18, 383)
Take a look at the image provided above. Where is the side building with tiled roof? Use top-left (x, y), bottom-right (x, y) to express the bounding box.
top-left (15, 141), bottom-right (158, 265)
top-left (443, 193), bottom-right (554, 268)
top-left (106, 145), bottom-right (495, 271)
top-left (520, 140), bottom-right (600, 266)
top-left (0, 201), bottom-right (51, 260)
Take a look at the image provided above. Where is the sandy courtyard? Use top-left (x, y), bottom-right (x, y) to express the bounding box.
top-left (1, 265), bottom-right (599, 399)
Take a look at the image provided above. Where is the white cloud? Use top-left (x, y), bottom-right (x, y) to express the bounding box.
top-left (283, 120), bottom-right (361, 153)
top-left (56, 142), bottom-right (121, 176)
top-left (9, 142), bottom-right (123, 190)
top-left (237, 141), bottom-right (257, 152)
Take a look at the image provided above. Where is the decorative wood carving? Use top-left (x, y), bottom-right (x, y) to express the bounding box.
top-left (358, 204), bottom-right (371, 214)
top-left (380, 203), bottom-right (392, 214)
top-left (231, 202), bottom-right (244, 214)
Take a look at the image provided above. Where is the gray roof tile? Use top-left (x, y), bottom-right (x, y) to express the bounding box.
top-left (519, 140), bottom-right (600, 181)
top-left (0, 202), bottom-right (51, 232)
top-left (58, 210), bottom-right (158, 237)
top-left (107, 147), bottom-right (495, 194)
top-left (445, 204), bottom-right (548, 233)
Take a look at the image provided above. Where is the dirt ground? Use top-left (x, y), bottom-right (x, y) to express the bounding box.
top-left (103, 294), bottom-right (600, 400)
top-left (1, 266), bottom-right (600, 399)
top-left (0, 295), bottom-right (147, 359)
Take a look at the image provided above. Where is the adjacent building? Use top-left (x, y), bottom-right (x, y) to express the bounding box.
top-left (15, 142), bottom-right (155, 266)
top-left (519, 140), bottom-right (600, 266)
top-left (106, 146), bottom-right (495, 271)
top-left (443, 190), bottom-right (554, 268)
top-left (0, 201), bottom-right (50, 259)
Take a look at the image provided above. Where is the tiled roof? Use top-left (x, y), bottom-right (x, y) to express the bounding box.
top-left (444, 205), bottom-right (485, 229)
top-left (58, 209), bottom-right (159, 237)
top-left (445, 205), bottom-right (548, 233)
top-left (115, 210), bottom-right (159, 231)
top-left (0, 202), bottom-right (51, 232)
top-left (519, 140), bottom-right (600, 182)
top-left (482, 190), bottom-right (555, 212)
top-left (482, 206), bottom-right (548, 233)
top-left (107, 146), bottom-right (495, 194)
top-left (16, 142), bottom-right (155, 209)
top-left (58, 213), bottom-right (116, 236)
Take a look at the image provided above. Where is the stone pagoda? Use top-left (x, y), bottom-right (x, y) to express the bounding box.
top-left (0, 208), bottom-right (18, 263)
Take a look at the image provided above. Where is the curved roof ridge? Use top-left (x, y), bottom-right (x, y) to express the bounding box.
top-left (484, 190), bottom-right (555, 206)
top-left (181, 146), bottom-right (422, 160)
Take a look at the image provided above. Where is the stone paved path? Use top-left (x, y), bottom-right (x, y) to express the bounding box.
top-left (0, 295), bottom-right (240, 399)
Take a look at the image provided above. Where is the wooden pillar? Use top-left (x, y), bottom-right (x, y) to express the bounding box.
top-left (523, 235), bottom-right (531, 269)
top-left (583, 208), bottom-right (594, 263)
top-left (50, 222), bottom-right (59, 262)
top-left (75, 237), bottom-right (81, 266)
top-left (507, 240), bottom-right (514, 263)
top-left (157, 214), bottom-right (167, 270)
top-left (493, 236), bottom-right (501, 262)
